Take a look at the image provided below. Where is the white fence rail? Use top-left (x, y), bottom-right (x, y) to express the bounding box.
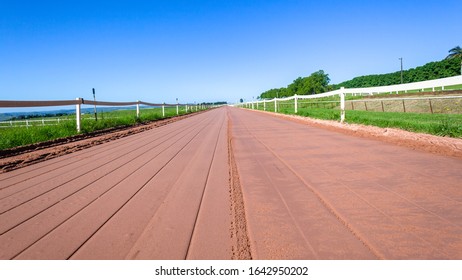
top-left (0, 98), bottom-right (204, 132)
top-left (236, 75), bottom-right (462, 122)
top-left (0, 116), bottom-right (127, 128)
top-left (0, 118), bottom-right (73, 128)
top-left (342, 75), bottom-right (462, 95)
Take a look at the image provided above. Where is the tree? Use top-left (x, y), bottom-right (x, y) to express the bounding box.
top-left (258, 70), bottom-right (331, 99)
top-left (446, 46), bottom-right (462, 75)
top-left (287, 77), bottom-right (304, 96)
top-left (446, 46), bottom-right (462, 59)
top-left (304, 70), bottom-right (330, 94)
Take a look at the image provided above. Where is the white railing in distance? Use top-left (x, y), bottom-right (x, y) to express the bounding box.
top-left (0, 99), bottom-right (192, 132)
top-left (237, 75), bottom-right (462, 122)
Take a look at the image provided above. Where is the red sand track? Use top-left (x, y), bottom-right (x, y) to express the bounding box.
top-left (1, 106), bottom-right (462, 259)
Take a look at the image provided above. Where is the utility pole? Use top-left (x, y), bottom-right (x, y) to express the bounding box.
top-left (399, 57), bottom-right (403, 84)
top-left (92, 88), bottom-right (97, 121)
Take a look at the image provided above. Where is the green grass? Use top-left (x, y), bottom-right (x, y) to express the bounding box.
top-left (444, 84), bottom-right (462, 90)
top-left (0, 122), bottom-right (77, 150)
top-left (0, 107), bottom-right (203, 150)
top-left (258, 106), bottom-right (462, 138)
top-left (281, 107), bottom-right (341, 121)
top-left (342, 110), bottom-right (462, 137)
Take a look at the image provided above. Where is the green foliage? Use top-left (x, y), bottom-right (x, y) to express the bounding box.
top-left (295, 108), bottom-right (340, 121)
top-left (0, 123), bottom-right (77, 150)
top-left (259, 87), bottom-right (286, 99)
top-left (343, 111), bottom-right (462, 137)
top-left (201, 101), bottom-right (227, 105)
top-left (438, 117), bottom-right (462, 137)
top-left (260, 70), bottom-right (331, 99)
top-left (446, 46), bottom-right (462, 59)
top-left (334, 58), bottom-right (461, 89)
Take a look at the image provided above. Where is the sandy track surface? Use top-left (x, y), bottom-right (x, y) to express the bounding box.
top-left (1, 106), bottom-right (462, 259)
top-left (228, 107), bottom-right (462, 259)
top-left (0, 108), bottom-right (232, 259)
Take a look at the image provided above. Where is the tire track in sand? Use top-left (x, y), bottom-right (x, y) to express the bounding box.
top-left (227, 110), bottom-right (252, 260)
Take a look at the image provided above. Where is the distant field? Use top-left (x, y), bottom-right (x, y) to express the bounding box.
top-left (0, 107), bottom-right (199, 150)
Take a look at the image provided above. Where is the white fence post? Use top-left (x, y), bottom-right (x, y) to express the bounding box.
top-left (340, 87), bottom-right (345, 123)
top-left (176, 103), bottom-right (179, 115)
top-left (162, 103), bottom-right (165, 117)
top-left (264, 100), bottom-right (266, 111)
top-left (294, 94), bottom-right (298, 113)
top-left (76, 98), bottom-right (82, 132)
top-left (274, 99), bottom-right (277, 112)
top-left (136, 101), bottom-right (140, 118)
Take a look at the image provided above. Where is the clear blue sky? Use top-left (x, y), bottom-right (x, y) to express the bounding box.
top-left (0, 0), bottom-right (460, 109)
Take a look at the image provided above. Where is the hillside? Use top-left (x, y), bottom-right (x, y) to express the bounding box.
top-left (258, 57), bottom-right (461, 99)
top-left (334, 57), bottom-right (461, 89)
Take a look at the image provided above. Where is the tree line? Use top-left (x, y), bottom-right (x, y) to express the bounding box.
top-left (334, 57), bottom-right (461, 89)
top-left (256, 47), bottom-right (461, 100)
top-left (259, 70), bottom-right (332, 99)
top-left (10, 113), bottom-right (70, 120)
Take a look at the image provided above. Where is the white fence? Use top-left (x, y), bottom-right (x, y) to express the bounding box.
top-left (342, 75), bottom-right (462, 96)
top-left (0, 117), bottom-right (73, 128)
top-left (237, 75), bottom-right (462, 122)
top-left (0, 99), bottom-right (204, 132)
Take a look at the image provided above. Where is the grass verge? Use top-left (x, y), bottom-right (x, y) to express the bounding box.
top-left (277, 107), bottom-right (462, 138)
top-left (0, 107), bottom-right (200, 150)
